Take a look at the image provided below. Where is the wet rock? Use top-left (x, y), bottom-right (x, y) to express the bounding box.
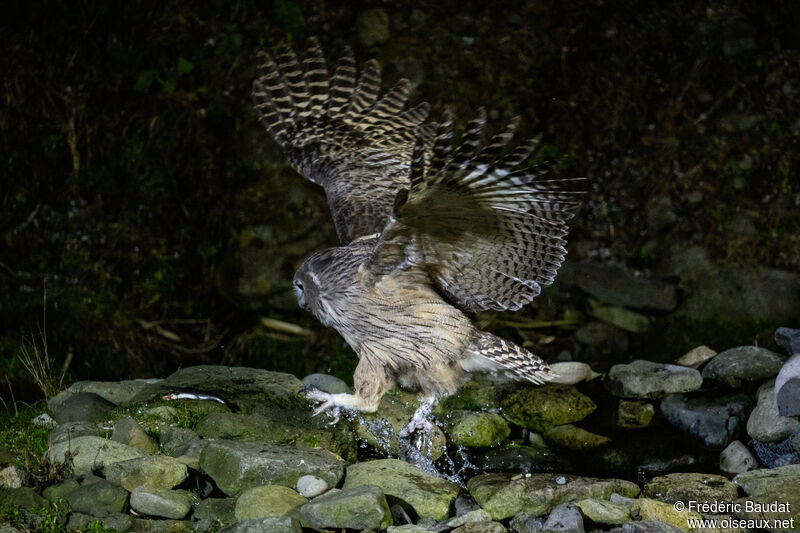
top-left (747, 380), bottom-right (800, 442)
top-left (452, 522), bottom-right (508, 533)
top-left (66, 512), bottom-right (133, 532)
top-left (660, 392), bottom-right (752, 449)
top-left (674, 345), bottom-right (717, 368)
top-left (235, 485), bottom-right (307, 521)
top-left (575, 498), bottom-right (630, 526)
top-left (719, 440), bottom-right (759, 477)
top-left (642, 472), bottom-right (738, 503)
top-left (219, 515), bottom-right (302, 533)
top-left (605, 361), bottom-right (702, 399)
top-left (587, 303), bottom-right (650, 333)
top-left (0, 466), bottom-right (26, 489)
top-left (775, 327), bottom-right (800, 355)
top-left (445, 509), bottom-right (493, 528)
top-left (559, 262), bottom-right (677, 311)
top-left (130, 365), bottom-right (306, 412)
top-left (438, 375), bottom-right (513, 412)
top-left (438, 410), bottom-right (510, 447)
top-left (0, 487), bottom-right (47, 511)
top-left (548, 363), bottom-right (602, 385)
top-left (111, 416), bottom-right (159, 454)
top-left (296, 475), bottom-right (328, 498)
top-left (42, 478), bottom-right (80, 501)
top-left (733, 464), bottom-right (800, 529)
top-left (616, 400), bottom-right (655, 429)
top-left (470, 444), bottom-right (572, 474)
top-left (344, 459), bottom-right (459, 521)
top-left (701, 346), bottom-right (785, 387)
top-left (159, 426), bottom-right (198, 456)
top-left (103, 455), bottom-right (188, 491)
top-left (467, 472), bottom-right (639, 520)
top-left (300, 484), bottom-right (392, 530)
top-left (48, 435), bottom-right (145, 474)
top-left (66, 479), bottom-right (129, 515)
top-left (775, 354), bottom-right (800, 416)
top-left (129, 486), bottom-right (196, 519)
top-left (619, 520), bottom-right (684, 533)
top-left (199, 439), bottom-right (345, 496)
top-left (48, 391), bottom-right (116, 423)
top-left (196, 409), bottom-right (356, 461)
top-left (573, 321), bottom-right (629, 355)
top-left (543, 425), bottom-right (611, 451)
top-left (48, 421), bottom-right (109, 446)
top-left (541, 503), bottom-right (584, 533)
top-left (632, 498), bottom-right (701, 531)
top-left (357, 8), bottom-right (390, 47)
top-left (301, 373), bottom-right (351, 394)
top-left (501, 384), bottom-right (596, 432)
top-left (509, 512), bottom-right (546, 533)
top-left (386, 525), bottom-right (438, 533)
top-left (591, 435), bottom-right (713, 478)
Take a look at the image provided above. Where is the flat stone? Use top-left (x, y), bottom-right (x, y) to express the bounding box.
top-left (643, 472), bottom-right (738, 503)
top-left (300, 484), bottom-right (392, 530)
top-left (543, 425), bottom-right (611, 451)
top-left (501, 384), bottom-right (596, 432)
top-left (48, 379), bottom-right (158, 408)
top-left (605, 361), bottom-right (702, 399)
top-left (470, 444), bottom-right (572, 474)
top-left (48, 421), bottom-right (109, 446)
top-left (575, 498), bottom-right (630, 525)
top-left (747, 380), bottom-right (800, 442)
top-left (296, 475), bottom-right (328, 498)
top-left (467, 473), bottom-right (640, 520)
top-left (660, 392), bottom-right (753, 449)
top-left (111, 416), bottom-right (159, 454)
top-left (66, 479), bottom-right (129, 515)
top-left (344, 459), bottom-right (459, 521)
top-left (47, 435), bottom-right (145, 474)
top-left (775, 354), bottom-right (800, 416)
top-left (775, 327), bottom-right (800, 355)
top-left (632, 498), bottom-right (702, 531)
top-left (129, 486), bottom-right (196, 519)
top-left (674, 345), bottom-right (717, 368)
top-left (103, 455), bottom-right (188, 491)
top-left (0, 466), bottom-right (26, 489)
top-left (200, 439), bottom-right (345, 496)
top-left (438, 410), bottom-right (510, 447)
top-left (445, 509), bottom-right (493, 528)
top-left (235, 485), bottom-right (307, 521)
top-left (452, 522), bottom-right (508, 533)
top-left (559, 262), bottom-right (677, 311)
top-left (66, 512), bottom-right (133, 532)
top-left (48, 391), bottom-right (116, 423)
top-left (301, 373), bottom-right (351, 394)
top-left (617, 401), bottom-right (655, 429)
top-left (218, 516), bottom-right (302, 533)
top-left (702, 346), bottom-right (786, 387)
top-left (541, 503), bottom-right (584, 533)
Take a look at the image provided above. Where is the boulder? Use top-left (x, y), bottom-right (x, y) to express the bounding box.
top-left (300, 484), bottom-right (393, 530)
top-left (501, 385), bottom-right (596, 432)
top-left (605, 361), bottom-right (702, 399)
top-left (660, 392), bottom-right (752, 449)
top-left (702, 346), bottom-right (785, 387)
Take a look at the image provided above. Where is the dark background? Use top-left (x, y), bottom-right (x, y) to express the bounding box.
top-left (2, 0), bottom-right (799, 406)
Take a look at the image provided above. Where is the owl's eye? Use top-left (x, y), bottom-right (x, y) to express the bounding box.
top-left (294, 280), bottom-right (304, 292)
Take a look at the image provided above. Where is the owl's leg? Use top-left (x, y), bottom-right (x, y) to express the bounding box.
top-left (304, 357), bottom-right (390, 420)
top-left (398, 395), bottom-right (439, 438)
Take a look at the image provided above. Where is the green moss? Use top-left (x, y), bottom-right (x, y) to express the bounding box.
top-left (0, 406), bottom-right (53, 468)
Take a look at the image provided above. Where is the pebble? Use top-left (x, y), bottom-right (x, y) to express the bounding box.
top-left (719, 440), bottom-right (759, 477)
top-left (296, 474), bottom-right (329, 498)
top-left (605, 360), bottom-right (702, 399)
top-left (617, 400), bottom-right (655, 429)
top-left (548, 362), bottom-right (602, 384)
top-left (674, 345), bottom-right (716, 368)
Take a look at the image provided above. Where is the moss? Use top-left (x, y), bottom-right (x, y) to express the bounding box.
top-left (0, 406), bottom-right (53, 469)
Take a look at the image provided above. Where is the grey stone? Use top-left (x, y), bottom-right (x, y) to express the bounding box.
top-left (559, 262), bottom-right (676, 311)
top-left (674, 345), bottom-right (717, 368)
top-left (617, 400), bottom-right (655, 429)
top-left (193, 497), bottom-right (236, 523)
top-left (438, 410), bottom-right (510, 447)
top-left (719, 440), bottom-right (759, 477)
top-left (344, 459), bottom-right (459, 521)
top-left (605, 361), bottom-right (702, 399)
top-left (66, 479), bottom-right (129, 515)
top-left (467, 473), bottom-right (640, 520)
top-left (159, 426), bottom-right (198, 456)
top-left (357, 8), bottom-right (390, 47)
top-left (200, 439), bottom-right (345, 496)
top-left (509, 512), bottom-right (545, 533)
top-left (48, 421), bottom-right (109, 446)
top-left (702, 346), bottom-right (786, 387)
top-left (455, 494), bottom-right (482, 516)
top-left (452, 522), bottom-right (508, 533)
top-left (49, 379), bottom-right (158, 407)
top-left (620, 519), bottom-right (684, 533)
top-left (48, 391), bottom-right (116, 423)
top-left (218, 516), bottom-right (302, 533)
top-left (42, 478), bottom-right (80, 501)
top-left (642, 472), bottom-right (738, 504)
top-left (387, 526), bottom-right (438, 533)
top-left (170, 438), bottom-right (206, 470)
top-left (235, 485), bottom-right (307, 521)
top-left (660, 392), bottom-right (752, 449)
top-left (111, 416), bottom-right (159, 454)
top-left (300, 484), bottom-right (392, 530)
top-left (733, 465), bottom-right (800, 527)
top-left (66, 512), bottom-right (133, 532)
top-left (574, 498), bottom-right (630, 525)
top-left (103, 455), bottom-right (188, 491)
top-left (48, 435), bottom-right (145, 474)
top-left (775, 354), bottom-right (800, 416)
top-left (129, 486), bottom-right (196, 519)
top-left (775, 327), bottom-right (800, 355)
top-left (541, 503), bottom-right (584, 533)
top-left (445, 509), bottom-right (493, 528)
top-left (129, 517), bottom-right (194, 531)
top-left (296, 475), bottom-right (328, 498)
top-left (0, 466), bottom-right (26, 489)
top-left (747, 380), bottom-right (800, 442)
top-left (501, 384), bottom-right (596, 432)
top-left (301, 373), bottom-right (351, 394)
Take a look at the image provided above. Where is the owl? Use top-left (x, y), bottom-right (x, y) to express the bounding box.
top-left (252, 38), bottom-right (581, 435)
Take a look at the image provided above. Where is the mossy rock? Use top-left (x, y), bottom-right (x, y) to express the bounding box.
top-left (500, 384), bottom-right (596, 432)
top-left (437, 410), bottom-right (510, 447)
top-left (300, 484), bottom-right (393, 530)
top-left (543, 424), bottom-right (612, 451)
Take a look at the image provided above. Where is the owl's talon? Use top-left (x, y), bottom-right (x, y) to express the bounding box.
top-left (305, 387), bottom-right (341, 423)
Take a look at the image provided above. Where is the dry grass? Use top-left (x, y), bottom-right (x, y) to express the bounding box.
top-left (18, 288), bottom-right (70, 400)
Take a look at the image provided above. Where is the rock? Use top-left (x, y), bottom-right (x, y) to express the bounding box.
top-left (437, 375), bottom-right (514, 412)
top-left (296, 475), bottom-right (328, 498)
top-left (617, 400), bottom-right (655, 429)
top-left (170, 437), bottom-right (207, 470)
top-left (129, 486), bottom-right (196, 519)
top-left (470, 444), bottom-right (572, 474)
top-left (200, 439), bottom-right (345, 496)
top-left (775, 354), bottom-right (800, 416)
top-left (573, 321), bottom-right (629, 356)
top-left (42, 478), bottom-right (80, 501)
top-left (0, 487), bottom-right (47, 511)
top-left (218, 515), bottom-right (302, 533)
top-left (235, 485), bottom-right (307, 521)
top-left (438, 410), bottom-right (510, 447)
top-left (643, 472), bottom-right (738, 503)
top-left (702, 346), bottom-right (786, 387)
top-left (501, 385), bottom-right (596, 432)
top-left (301, 373), bottom-right (351, 394)
top-left (48, 391), bottom-right (116, 423)
top-left (660, 392), bottom-right (752, 449)
top-left (575, 498), bottom-right (630, 526)
top-left (49, 379), bottom-right (158, 407)
top-left (620, 520), bottom-right (684, 533)
top-left (130, 365), bottom-right (306, 412)
top-left (111, 416), bottom-right (159, 454)
top-left (48, 421), bottom-right (109, 446)
top-left (139, 406), bottom-right (181, 434)
top-left (543, 425), bottom-right (611, 451)
top-left (357, 8), bottom-right (390, 47)
top-left (195, 409), bottom-right (357, 461)
top-left (387, 525), bottom-right (438, 533)
top-left (747, 380), bottom-right (800, 442)
top-left (47, 435), bottom-right (145, 474)
top-left (445, 509), bottom-right (493, 528)
top-left (0, 466), bottom-right (26, 489)
top-left (344, 459), bottom-right (459, 521)
top-left (587, 304), bottom-right (650, 333)
top-left (605, 361), bottom-right (702, 399)
top-left (452, 522), bottom-right (508, 533)
top-left (775, 327), bottom-right (800, 355)
top-left (719, 440), bottom-right (759, 477)
top-left (593, 435), bottom-right (714, 478)
top-left (103, 455), bottom-right (188, 491)
top-left (159, 427), bottom-right (198, 456)
top-left (66, 512), bottom-right (133, 532)
top-left (733, 464), bottom-right (800, 527)
top-left (632, 498), bottom-right (702, 530)
top-left (66, 479), bottom-right (129, 515)
top-left (541, 503), bottom-right (584, 533)
top-left (509, 512), bottom-right (546, 533)
top-left (300, 484), bottom-right (392, 530)
top-left (674, 345), bottom-right (717, 368)
top-left (559, 262), bottom-right (677, 311)
top-left (467, 473), bottom-right (640, 520)
top-left (31, 413), bottom-right (57, 429)
top-left (548, 363), bottom-right (602, 385)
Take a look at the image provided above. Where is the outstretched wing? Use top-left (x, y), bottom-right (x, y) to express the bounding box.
top-left (368, 109), bottom-right (583, 312)
top-left (252, 37), bottom-right (433, 244)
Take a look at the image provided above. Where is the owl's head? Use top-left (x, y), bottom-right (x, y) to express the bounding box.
top-left (293, 248), bottom-right (340, 326)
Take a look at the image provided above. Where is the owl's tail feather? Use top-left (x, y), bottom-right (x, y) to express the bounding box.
top-left (464, 331), bottom-right (555, 385)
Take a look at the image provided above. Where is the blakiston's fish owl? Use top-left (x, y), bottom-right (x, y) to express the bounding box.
top-left (252, 38), bottom-right (582, 434)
